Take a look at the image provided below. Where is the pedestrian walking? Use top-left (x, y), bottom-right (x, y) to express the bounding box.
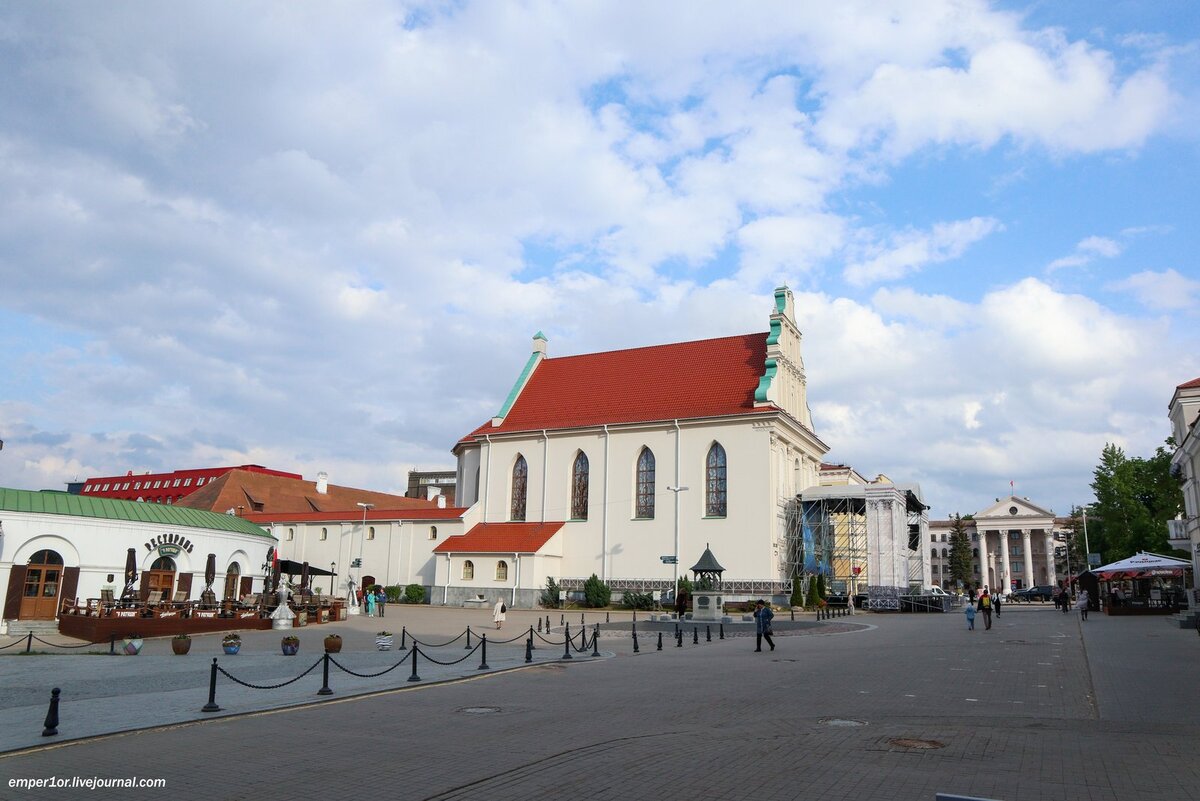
top-left (965, 602), bottom-right (976, 631)
top-left (977, 590), bottom-right (993, 630)
top-left (753, 599), bottom-right (775, 651)
top-left (1062, 582), bottom-right (1072, 614)
top-left (493, 597), bottom-right (507, 629)
top-left (376, 587), bottom-right (386, 618)
top-left (994, 592), bottom-right (1002, 617)
top-left (366, 587), bottom-right (377, 617)
top-left (1076, 589), bottom-right (1089, 621)
top-left (675, 589), bottom-right (688, 620)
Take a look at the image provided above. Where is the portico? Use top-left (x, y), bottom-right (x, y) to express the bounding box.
top-left (975, 496), bottom-right (1058, 593)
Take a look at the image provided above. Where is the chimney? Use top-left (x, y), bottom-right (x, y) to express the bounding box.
top-left (426, 486), bottom-right (441, 501)
top-left (316, 472), bottom-right (328, 494)
top-left (437, 495), bottom-right (447, 509)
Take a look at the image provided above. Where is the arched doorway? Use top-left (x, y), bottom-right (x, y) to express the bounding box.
top-left (20, 550), bottom-right (64, 619)
top-left (144, 556), bottom-right (176, 603)
top-left (223, 563), bottom-right (240, 601)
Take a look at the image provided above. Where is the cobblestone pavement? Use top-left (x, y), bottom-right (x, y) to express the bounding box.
top-left (2, 605), bottom-right (1198, 801)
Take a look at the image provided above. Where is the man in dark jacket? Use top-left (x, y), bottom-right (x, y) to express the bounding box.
top-left (753, 600), bottom-right (775, 652)
top-left (977, 591), bottom-right (993, 630)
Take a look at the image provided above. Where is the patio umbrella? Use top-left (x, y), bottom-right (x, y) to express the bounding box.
top-left (120, 547), bottom-right (138, 601)
top-left (1092, 551), bottom-right (1191, 580)
top-left (204, 553), bottom-right (216, 594)
top-left (300, 561), bottom-right (310, 593)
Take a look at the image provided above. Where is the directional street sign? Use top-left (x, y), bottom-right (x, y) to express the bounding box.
top-left (660, 555), bottom-right (677, 564)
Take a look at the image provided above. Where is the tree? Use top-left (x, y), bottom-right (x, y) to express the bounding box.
top-left (790, 574), bottom-right (805, 607)
top-left (1090, 441), bottom-right (1183, 562)
top-left (947, 513), bottom-right (973, 587)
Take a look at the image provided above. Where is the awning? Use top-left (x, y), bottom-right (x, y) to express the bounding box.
top-left (278, 559), bottom-right (335, 577)
top-left (1092, 551), bottom-right (1192, 580)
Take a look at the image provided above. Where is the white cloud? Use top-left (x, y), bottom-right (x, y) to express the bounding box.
top-left (844, 217), bottom-right (1001, 286)
top-left (1047, 234), bottom-right (1125, 272)
top-left (1107, 269), bottom-right (1200, 311)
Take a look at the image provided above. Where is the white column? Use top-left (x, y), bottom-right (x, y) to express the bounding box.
top-left (998, 529), bottom-right (1011, 593)
top-left (1043, 531), bottom-right (1057, 586)
top-left (985, 540), bottom-right (996, 592)
top-left (1022, 529), bottom-right (1034, 588)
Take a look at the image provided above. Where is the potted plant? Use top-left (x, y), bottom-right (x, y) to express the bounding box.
top-left (121, 634), bottom-right (144, 655)
top-left (323, 633), bottom-right (342, 653)
top-left (281, 634), bottom-right (300, 656)
top-left (171, 633), bottom-right (192, 655)
top-left (222, 633), bottom-right (242, 655)
top-left (375, 631), bottom-right (393, 651)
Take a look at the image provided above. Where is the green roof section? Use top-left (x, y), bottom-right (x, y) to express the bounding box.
top-left (495, 349), bottom-right (543, 421)
top-left (0, 488), bottom-right (275, 539)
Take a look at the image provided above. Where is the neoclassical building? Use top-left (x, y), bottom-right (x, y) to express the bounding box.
top-left (929, 496), bottom-right (1065, 592)
top-left (436, 286), bottom-right (927, 606)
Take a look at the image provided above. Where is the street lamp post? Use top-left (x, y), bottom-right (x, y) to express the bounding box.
top-left (666, 486), bottom-right (688, 594)
top-left (330, 562), bottom-right (336, 595)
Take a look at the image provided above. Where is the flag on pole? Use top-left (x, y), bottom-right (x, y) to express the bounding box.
top-left (1010, 480), bottom-right (1014, 494)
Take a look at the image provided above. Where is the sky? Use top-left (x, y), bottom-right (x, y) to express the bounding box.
top-left (1, 1), bottom-right (1198, 518)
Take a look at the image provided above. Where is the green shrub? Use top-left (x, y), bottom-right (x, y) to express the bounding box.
top-left (621, 590), bottom-right (656, 610)
top-left (815, 574), bottom-right (826, 600)
top-left (790, 575), bottom-right (805, 607)
top-left (582, 574), bottom-right (611, 608)
top-left (401, 584), bottom-right (425, 604)
top-left (805, 576), bottom-right (821, 609)
top-left (676, 576), bottom-right (694, 595)
top-left (384, 585), bottom-right (404, 603)
top-left (539, 577), bottom-right (562, 609)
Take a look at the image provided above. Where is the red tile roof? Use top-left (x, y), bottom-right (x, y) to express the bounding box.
top-left (431, 522), bottom-right (564, 554)
top-left (1178, 377), bottom-right (1200, 390)
top-left (461, 333), bottom-right (774, 441)
top-left (245, 507), bottom-right (465, 524)
top-left (176, 469), bottom-right (433, 516)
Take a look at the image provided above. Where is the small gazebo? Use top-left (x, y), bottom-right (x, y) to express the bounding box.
top-left (690, 545), bottom-right (726, 621)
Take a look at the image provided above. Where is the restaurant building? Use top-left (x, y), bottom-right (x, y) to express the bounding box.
top-left (0, 487), bottom-right (275, 635)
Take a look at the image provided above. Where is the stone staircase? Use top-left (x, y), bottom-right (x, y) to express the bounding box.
top-left (4, 620), bottom-right (60, 638)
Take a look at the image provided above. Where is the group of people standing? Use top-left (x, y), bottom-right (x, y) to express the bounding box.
top-left (356, 586), bottom-right (388, 617)
top-left (966, 584), bottom-right (1090, 630)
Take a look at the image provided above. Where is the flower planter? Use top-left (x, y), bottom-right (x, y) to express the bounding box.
top-left (375, 635), bottom-right (393, 651)
top-left (281, 638), bottom-right (300, 656)
top-left (323, 636), bottom-right (342, 653)
top-left (171, 638), bottom-right (192, 656)
top-left (222, 641), bottom-right (241, 655)
top-left (121, 637), bottom-right (144, 656)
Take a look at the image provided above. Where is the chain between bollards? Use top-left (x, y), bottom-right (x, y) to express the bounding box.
top-left (318, 652), bottom-right (333, 695)
top-left (201, 658), bottom-right (221, 712)
top-left (562, 623), bottom-right (573, 660)
top-left (591, 624), bottom-right (601, 657)
top-left (41, 688), bottom-right (60, 737)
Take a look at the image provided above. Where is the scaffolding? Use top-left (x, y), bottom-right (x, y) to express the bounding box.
top-left (783, 494), bottom-right (869, 597)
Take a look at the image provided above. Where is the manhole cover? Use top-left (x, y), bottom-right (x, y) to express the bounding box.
top-left (819, 717), bottom-right (867, 727)
top-left (888, 737), bottom-right (944, 749)
top-left (458, 707), bottom-right (501, 715)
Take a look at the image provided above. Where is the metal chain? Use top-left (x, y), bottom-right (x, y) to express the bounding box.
top-left (215, 657), bottom-right (323, 690)
top-left (31, 635), bottom-right (97, 649)
top-left (327, 654), bottom-right (408, 679)
top-left (488, 630), bottom-right (532, 644)
top-left (409, 629), bottom-right (467, 648)
top-left (0, 637), bottom-right (29, 650)
top-left (419, 643), bottom-right (482, 666)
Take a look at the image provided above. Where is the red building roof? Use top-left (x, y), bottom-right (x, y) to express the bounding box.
top-left (431, 522), bottom-right (564, 554)
top-left (461, 333), bottom-right (773, 441)
top-left (1178, 377), bottom-right (1200, 390)
top-left (79, 464), bottom-right (302, 504)
top-left (245, 507), bottom-right (465, 524)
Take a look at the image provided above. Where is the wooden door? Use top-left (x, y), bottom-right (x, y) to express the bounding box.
top-left (20, 564), bottom-right (62, 619)
top-left (146, 571), bottom-right (175, 601)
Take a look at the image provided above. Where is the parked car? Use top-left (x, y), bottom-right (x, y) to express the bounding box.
top-left (1010, 585), bottom-right (1056, 602)
top-left (924, 587), bottom-right (949, 597)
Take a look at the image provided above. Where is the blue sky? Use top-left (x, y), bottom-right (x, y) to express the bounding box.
top-left (0, 1), bottom-right (1197, 518)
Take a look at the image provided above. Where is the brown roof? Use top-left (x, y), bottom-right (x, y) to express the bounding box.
top-left (176, 469), bottom-right (436, 516)
top-left (431, 522), bottom-right (564, 554)
top-left (1177, 377), bottom-right (1200, 390)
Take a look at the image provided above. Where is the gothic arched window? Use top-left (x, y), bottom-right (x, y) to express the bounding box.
top-left (571, 452), bottom-right (589, 520)
top-left (706, 442), bottom-right (727, 517)
top-left (511, 455), bottom-right (527, 521)
top-left (635, 447), bottom-right (655, 519)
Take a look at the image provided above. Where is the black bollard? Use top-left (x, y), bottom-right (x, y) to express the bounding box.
top-left (657, 632), bottom-right (663, 650)
top-left (109, 634), bottom-right (116, 656)
top-left (529, 625), bottom-right (536, 650)
top-left (791, 608), bottom-right (795, 621)
top-left (720, 623), bottom-right (725, 639)
top-left (592, 624), bottom-right (601, 657)
top-left (201, 658), bottom-right (221, 712)
top-left (537, 617), bottom-right (542, 633)
top-left (465, 625), bottom-right (472, 650)
top-left (400, 627), bottom-right (407, 650)
top-left (633, 631), bottom-right (640, 653)
top-left (478, 634), bottom-right (490, 670)
top-left (693, 627), bottom-right (698, 645)
top-left (606, 612), bottom-right (610, 623)
top-left (706, 625), bottom-right (711, 642)
top-left (525, 636), bottom-right (533, 663)
top-left (318, 653), bottom-right (333, 695)
top-left (408, 646), bottom-right (421, 682)
top-left (41, 688), bottom-right (60, 737)
top-left (560, 614), bottom-right (564, 625)
top-left (25, 632), bottom-right (33, 653)
top-left (581, 612), bottom-right (585, 625)
top-left (676, 629), bottom-right (683, 648)
top-left (562, 623), bottom-right (573, 660)
top-left (546, 615), bottom-right (550, 631)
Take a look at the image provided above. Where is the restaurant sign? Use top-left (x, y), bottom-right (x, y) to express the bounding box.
top-left (157, 544), bottom-right (183, 558)
top-left (144, 533), bottom-right (194, 555)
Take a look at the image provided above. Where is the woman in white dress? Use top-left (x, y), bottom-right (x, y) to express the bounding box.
top-left (493, 598), bottom-right (507, 629)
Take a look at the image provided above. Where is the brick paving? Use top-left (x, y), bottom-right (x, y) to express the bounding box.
top-left (1, 605), bottom-right (1198, 800)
